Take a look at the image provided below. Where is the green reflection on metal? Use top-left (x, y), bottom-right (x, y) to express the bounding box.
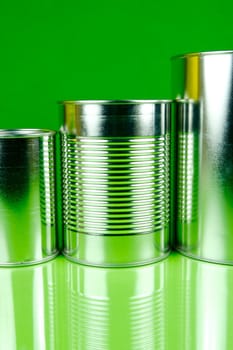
top-left (0, 259), bottom-right (58, 349)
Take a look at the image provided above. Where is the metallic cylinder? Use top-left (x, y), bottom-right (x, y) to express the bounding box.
top-left (0, 129), bottom-right (58, 265)
top-left (61, 100), bottom-right (171, 266)
top-left (173, 50), bottom-right (233, 264)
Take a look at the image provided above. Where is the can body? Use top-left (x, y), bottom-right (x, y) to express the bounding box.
top-left (0, 129), bottom-right (58, 265)
top-left (61, 100), bottom-right (171, 266)
top-left (173, 51), bottom-right (233, 264)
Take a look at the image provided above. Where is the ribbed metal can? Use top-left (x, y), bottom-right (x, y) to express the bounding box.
top-left (61, 100), bottom-right (171, 266)
top-left (173, 51), bottom-right (233, 264)
top-left (0, 129), bottom-right (58, 265)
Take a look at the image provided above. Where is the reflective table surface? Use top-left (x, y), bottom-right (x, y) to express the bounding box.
top-left (1, 253), bottom-right (233, 349)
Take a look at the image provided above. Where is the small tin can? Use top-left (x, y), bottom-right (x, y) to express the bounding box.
top-left (173, 51), bottom-right (233, 264)
top-left (61, 100), bottom-right (172, 266)
top-left (0, 129), bottom-right (58, 265)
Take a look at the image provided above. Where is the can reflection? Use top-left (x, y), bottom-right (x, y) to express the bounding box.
top-left (168, 255), bottom-right (233, 350)
top-left (64, 259), bottom-right (167, 350)
top-left (0, 260), bottom-right (58, 349)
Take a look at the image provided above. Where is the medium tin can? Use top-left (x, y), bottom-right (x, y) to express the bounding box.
top-left (0, 129), bottom-right (58, 265)
top-left (173, 51), bottom-right (233, 264)
top-left (61, 100), bottom-right (171, 267)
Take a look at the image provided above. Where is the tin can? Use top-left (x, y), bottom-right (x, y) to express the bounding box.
top-left (172, 51), bottom-right (233, 264)
top-left (0, 129), bottom-right (58, 265)
top-left (61, 100), bottom-right (172, 266)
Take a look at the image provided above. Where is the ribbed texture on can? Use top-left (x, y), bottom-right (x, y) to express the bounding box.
top-left (62, 133), bottom-right (170, 236)
top-left (76, 295), bottom-right (109, 350)
top-left (39, 136), bottom-right (56, 226)
top-left (129, 293), bottom-right (164, 349)
top-left (72, 293), bottom-right (161, 350)
top-left (177, 133), bottom-right (199, 223)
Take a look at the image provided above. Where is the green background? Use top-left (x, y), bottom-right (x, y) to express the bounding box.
top-left (1, 2), bottom-right (233, 349)
top-left (0, 0), bottom-right (232, 130)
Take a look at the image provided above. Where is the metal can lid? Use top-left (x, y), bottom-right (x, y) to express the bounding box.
top-left (61, 100), bottom-right (172, 137)
top-left (0, 129), bottom-right (56, 138)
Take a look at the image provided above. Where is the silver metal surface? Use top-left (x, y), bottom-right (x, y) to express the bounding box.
top-left (61, 100), bottom-right (172, 266)
top-left (0, 129), bottom-right (58, 265)
top-left (173, 51), bottom-right (233, 264)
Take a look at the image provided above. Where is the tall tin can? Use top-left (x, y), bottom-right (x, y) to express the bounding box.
top-left (172, 51), bottom-right (233, 264)
top-left (60, 100), bottom-right (172, 266)
top-left (0, 129), bottom-right (58, 265)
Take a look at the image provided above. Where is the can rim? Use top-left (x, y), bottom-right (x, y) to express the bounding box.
top-left (0, 129), bottom-right (56, 138)
top-left (60, 99), bottom-right (173, 105)
top-left (175, 98), bottom-right (196, 103)
top-left (171, 50), bottom-right (233, 59)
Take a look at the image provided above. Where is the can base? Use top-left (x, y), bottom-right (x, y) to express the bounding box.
top-left (63, 252), bottom-right (170, 267)
top-left (63, 231), bottom-right (170, 267)
top-left (176, 248), bottom-right (233, 266)
top-left (0, 251), bottom-right (59, 267)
